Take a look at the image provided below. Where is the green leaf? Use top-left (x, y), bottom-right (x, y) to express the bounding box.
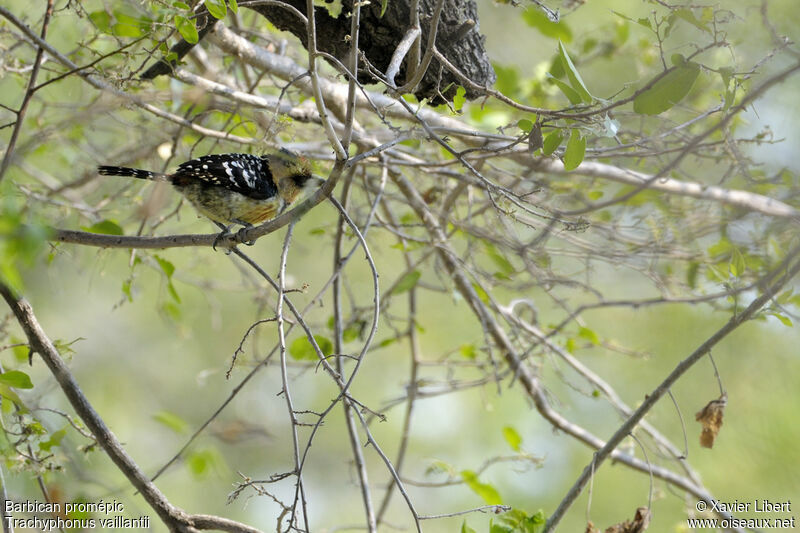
top-left (39, 428), bottom-right (67, 452)
top-left (89, 11), bottom-right (112, 32)
top-left (121, 279), bottom-right (134, 302)
top-left (461, 470), bottom-right (503, 505)
top-left (546, 74), bottom-right (582, 105)
top-left (81, 220), bottom-right (124, 236)
top-left (111, 22), bottom-right (139, 38)
top-left (493, 63), bottom-right (520, 97)
top-left (614, 19), bottom-right (630, 46)
top-left (174, 15), bottom-right (199, 44)
top-left (161, 301), bottom-right (181, 320)
top-left (518, 118), bottom-right (534, 133)
top-left (485, 243), bottom-right (514, 276)
top-left (707, 238), bottom-right (732, 258)
top-left (461, 521), bottom-right (478, 533)
top-left (187, 447), bottom-right (223, 477)
top-left (317, 0), bottom-right (343, 17)
top-left (111, 11), bottom-right (151, 38)
top-left (227, 0), bottom-right (238, 13)
top-left (341, 325), bottom-right (359, 343)
top-left (722, 87), bottom-right (735, 111)
top-left (776, 290), bottom-right (795, 305)
top-left (769, 313), bottom-right (793, 327)
top-left (549, 53), bottom-right (565, 79)
top-left (173, 1), bottom-right (190, 9)
top-left (633, 62), bottom-right (701, 115)
top-left (563, 130), bottom-right (586, 171)
top-left (611, 10), bottom-right (651, 30)
top-left (471, 283), bottom-right (489, 304)
top-left (289, 335), bottom-right (333, 361)
top-left (542, 131), bottom-right (564, 156)
top-left (499, 509), bottom-right (545, 532)
top-left (674, 8), bottom-right (711, 33)
top-left (0, 210), bottom-right (49, 291)
top-left (490, 522), bottom-right (513, 533)
top-left (729, 248), bottom-right (746, 277)
top-left (502, 426), bottom-right (522, 452)
top-left (522, 7), bottom-right (572, 42)
top-left (379, 0), bottom-right (388, 17)
top-left (530, 510), bottom-right (546, 527)
top-left (53, 337), bottom-right (84, 357)
top-left (453, 86), bottom-right (467, 112)
top-left (205, 0), bottom-right (227, 20)
top-left (166, 280), bottom-right (180, 303)
top-left (154, 255), bottom-right (181, 303)
top-left (558, 41), bottom-right (592, 103)
top-left (0, 370), bottom-right (34, 389)
top-left (426, 459), bottom-right (454, 476)
top-left (459, 344), bottom-right (477, 360)
top-left (577, 326), bottom-right (599, 345)
top-left (392, 270), bottom-right (421, 295)
top-left (0, 384), bottom-right (23, 406)
top-left (154, 411), bottom-right (188, 434)
top-left (670, 53), bottom-right (687, 67)
top-left (154, 255), bottom-right (175, 278)
top-left (10, 337), bottom-right (28, 363)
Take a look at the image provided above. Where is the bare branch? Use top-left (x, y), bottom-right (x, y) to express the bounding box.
top-left (530, 158), bottom-right (800, 219)
top-left (0, 281), bottom-right (263, 533)
top-left (543, 245), bottom-right (800, 532)
top-left (0, 0), bottom-right (54, 183)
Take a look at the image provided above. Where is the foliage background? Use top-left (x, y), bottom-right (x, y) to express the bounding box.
top-left (0, 0), bottom-right (798, 531)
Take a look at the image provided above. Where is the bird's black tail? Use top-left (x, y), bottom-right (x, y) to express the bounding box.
top-left (97, 166), bottom-right (168, 181)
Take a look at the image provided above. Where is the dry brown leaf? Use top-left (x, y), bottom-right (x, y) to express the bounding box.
top-left (421, 186), bottom-right (442, 205)
top-left (529, 122), bottom-right (544, 153)
top-left (585, 521), bottom-right (599, 533)
top-left (695, 393), bottom-right (728, 448)
top-left (604, 507), bottom-right (651, 533)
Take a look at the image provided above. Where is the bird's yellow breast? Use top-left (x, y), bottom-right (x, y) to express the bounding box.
top-left (179, 183), bottom-right (283, 225)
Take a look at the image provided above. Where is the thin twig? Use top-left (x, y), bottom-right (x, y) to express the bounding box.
top-left (0, 0), bottom-right (54, 183)
top-left (274, 223), bottom-right (310, 532)
top-left (333, 175), bottom-right (377, 533)
top-left (0, 281), bottom-right (263, 533)
top-left (543, 245), bottom-right (800, 532)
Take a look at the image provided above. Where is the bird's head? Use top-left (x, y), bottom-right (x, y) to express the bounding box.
top-left (267, 148), bottom-right (325, 205)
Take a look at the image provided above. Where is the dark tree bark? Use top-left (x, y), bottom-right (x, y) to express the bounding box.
top-left (143, 0), bottom-right (495, 102)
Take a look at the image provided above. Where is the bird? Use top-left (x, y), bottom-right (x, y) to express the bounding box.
top-left (98, 149), bottom-right (322, 248)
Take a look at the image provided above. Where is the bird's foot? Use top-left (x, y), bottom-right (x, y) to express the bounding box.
top-left (236, 227), bottom-right (256, 246)
top-left (233, 221), bottom-right (256, 246)
top-left (212, 224), bottom-right (235, 253)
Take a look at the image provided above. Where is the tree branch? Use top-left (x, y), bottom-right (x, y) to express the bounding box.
top-left (543, 244), bottom-right (800, 532)
top-left (0, 281), bottom-right (266, 533)
top-left (529, 157), bottom-right (800, 219)
top-left (0, 0), bottom-right (54, 183)
top-left (388, 167), bottom-right (745, 525)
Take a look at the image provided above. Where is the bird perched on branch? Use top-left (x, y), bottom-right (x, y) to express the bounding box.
top-left (98, 149), bottom-right (322, 248)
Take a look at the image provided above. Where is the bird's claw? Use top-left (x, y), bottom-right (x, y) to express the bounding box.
top-left (212, 229), bottom-right (234, 253)
top-left (235, 226), bottom-right (256, 246)
top-left (211, 223), bottom-right (255, 251)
